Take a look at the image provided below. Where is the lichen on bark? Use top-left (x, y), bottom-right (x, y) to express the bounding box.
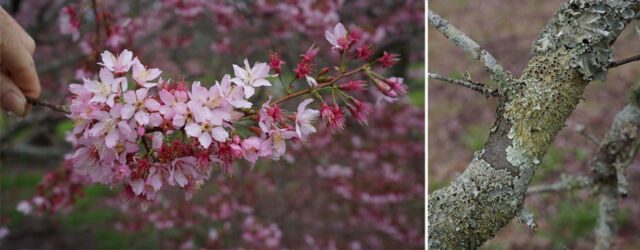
top-left (429, 0), bottom-right (640, 249)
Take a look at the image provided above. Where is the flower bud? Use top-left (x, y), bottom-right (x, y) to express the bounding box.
top-left (317, 67), bottom-right (330, 78)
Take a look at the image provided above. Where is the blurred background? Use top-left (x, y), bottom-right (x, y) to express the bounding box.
top-left (0, 0), bottom-right (424, 249)
top-left (429, 0), bottom-right (640, 249)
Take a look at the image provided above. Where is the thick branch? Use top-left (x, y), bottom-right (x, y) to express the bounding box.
top-left (428, 73), bottom-right (500, 98)
top-left (429, 1), bottom-right (639, 248)
top-left (428, 9), bottom-right (513, 85)
top-left (590, 83), bottom-right (640, 250)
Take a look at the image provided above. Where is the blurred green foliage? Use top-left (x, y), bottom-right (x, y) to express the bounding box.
top-left (55, 120), bottom-right (74, 140)
top-left (546, 199), bottom-right (598, 248)
top-left (462, 124), bottom-right (490, 151)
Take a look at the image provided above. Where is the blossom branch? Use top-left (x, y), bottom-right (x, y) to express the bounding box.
top-left (428, 9), bottom-right (513, 85)
top-left (26, 97), bottom-right (70, 115)
top-left (270, 65), bottom-right (368, 107)
top-left (428, 73), bottom-right (500, 98)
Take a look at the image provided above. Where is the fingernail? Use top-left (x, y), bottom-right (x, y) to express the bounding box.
top-left (2, 92), bottom-right (26, 116)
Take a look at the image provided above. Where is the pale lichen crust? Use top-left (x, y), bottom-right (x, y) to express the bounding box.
top-left (429, 153), bottom-right (520, 249)
top-left (532, 0), bottom-right (638, 81)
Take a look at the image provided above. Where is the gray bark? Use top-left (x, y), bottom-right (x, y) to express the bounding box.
top-left (591, 84), bottom-right (640, 250)
top-left (428, 1), bottom-right (640, 248)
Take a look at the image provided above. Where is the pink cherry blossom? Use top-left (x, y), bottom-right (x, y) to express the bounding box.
top-left (231, 59), bottom-right (273, 98)
top-left (325, 23), bottom-right (349, 53)
top-left (159, 89), bottom-right (188, 127)
top-left (132, 58), bottom-right (162, 88)
top-left (85, 68), bottom-right (127, 107)
top-left (87, 103), bottom-right (135, 148)
top-left (122, 88), bottom-right (160, 126)
top-left (214, 74), bottom-right (252, 109)
top-left (262, 128), bottom-right (297, 160)
top-left (241, 137), bottom-right (264, 166)
top-left (99, 50), bottom-right (135, 73)
top-left (185, 122), bottom-right (228, 149)
top-left (295, 98), bottom-right (320, 138)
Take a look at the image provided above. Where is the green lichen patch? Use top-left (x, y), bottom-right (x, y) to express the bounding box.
top-left (504, 48), bottom-right (587, 168)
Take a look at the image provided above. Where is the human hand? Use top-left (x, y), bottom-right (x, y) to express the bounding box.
top-left (0, 6), bottom-right (39, 117)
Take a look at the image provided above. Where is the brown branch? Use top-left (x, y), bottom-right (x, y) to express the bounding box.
top-left (428, 73), bottom-right (500, 98)
top-left (26, 97), bottom-right (70, 115)
top-left (608, 54), bottom-right (640, 68)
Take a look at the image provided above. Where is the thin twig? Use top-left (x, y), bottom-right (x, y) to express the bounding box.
top-left (428, 73), bottom-right (500, 98)
top-left (270, 65), bottom-right (367, 106)
top-left (575, 124), bottom-right (601, 145)
top-left (608, 54), bottom-right (640, 68)
top-left (26, 97), bottom-right (70, 115)
top-left (92, 0), bottom-right (101, 48)
top-left (527, 175), bottom-right (592, 194)
top-left (428, 9), bottom-right (512, 84)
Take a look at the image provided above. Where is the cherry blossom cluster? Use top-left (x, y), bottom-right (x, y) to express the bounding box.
top-left (16, 156), bottom-right (88, 216)
top-left (64, 49), bottom-right (313, 200)
top-left (16, 95), bottom-right (423, 248)
top-left (56, 22), bottom-right (405, 202)
top-left (102, 98), bottom-right (424, 249)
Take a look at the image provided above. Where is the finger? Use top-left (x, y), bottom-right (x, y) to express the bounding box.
top-left (0, 7), bottom-right (35, 55)
top-left (1, 72), bottom-right (28, 117)
top-left (17, 26), bottom-right (36, 56)
top-left (0, 23), bottom-right (41, 99)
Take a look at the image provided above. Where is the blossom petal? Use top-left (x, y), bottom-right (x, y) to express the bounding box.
top-left (243, 86), bottom-right (255, 99)
top-left (185, 123), bottom-right (202, 137)
top-left (105, 129), bottom-right (119, 148)
top-left (144, 99), bottom-right (161, 111)
top-left (174, 169), bottom-right (188, 188)
top-left (210, 126), bottom-right (228, 142)
top-left (121, 104), bottom-right (135, 119)
top-left (131, 178), bottom-right (144, 195)
top-left (198, 132), bottom-right (212, 149)
top-left (233, 64), bottom-right (248, 80)
top-left (253, 78), bottom-right (271, 87)
top-left (152, 132), bottom-right (164, 149)
top-left (135, 111), bottom-right (150, 125)
top-left (173, 115), bottom-right (185, 128)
